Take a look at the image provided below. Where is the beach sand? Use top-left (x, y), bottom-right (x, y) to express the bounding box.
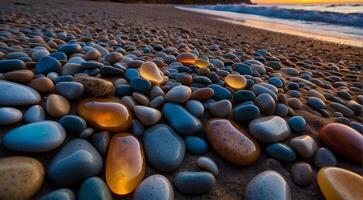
top-left (0, 0), bottom-right (362, 199)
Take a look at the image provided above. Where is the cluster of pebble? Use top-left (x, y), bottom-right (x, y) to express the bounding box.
top-left (0, 2), bottom-right (362, 200)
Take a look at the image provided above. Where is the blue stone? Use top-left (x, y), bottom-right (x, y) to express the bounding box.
top-left (275, 103), bottom-right (289, 117)
top-left (185, 136), bottom-right (208, 155)
top-left (287, 90), bottom-right (301, 98)
top-left (125, 68), bottom-right (140, 81)
top-left (59, 43), bottom-right (82, 55)
top-left (48, 139), bottom-right (103, 187)
top-left (251, 84), bottom-right (277, 101)
top-left (35, 56), bottom-right (61, 74)
top-left (307, 97), bottom-right (326, 110)
top-left (59, 115), bottom-right (87, 132)
top-left (287, 82), bottom-right (299, 90)
top-left (234, 63), bottom-right (253, 75)
top-left (0, 107), bottom-right (22, 126)
top-left (174, 171), bottom-right (215, 194)
top-left (116, 84), bottom-right (131, 96)
top-left (233, 104), bottom-right (260, 122)
top-left (266, 143), bottom-right (296, 162)
top-left (185, 100), bottom-right (204, 117)
top-left (209, 84), bottom-right (232, 101)
top-left (53, 75), bottom-right (73, 84)
top-left (0, 59), bottom-right (26, 72)
top-left (39, 188), bottom-right (75, 200)
top-left (131, 77), bottom-right (151, 94)
top-left (143, 124), bottom-right (185, 172)
top-left (288, 116), bottom-right (306, 132)
top-left (234, 90), bottom-right (256, 104)
top-left (50, 52), bottom-right (68, 62)
top-left (197, 157), bottom-right (219, 176)
top-left (268, 77), bottom-right (283, 88)
top-left (78, 177), bottom-right (112, 200)
top-left (134, 174), bottom-right (174, 200)
top-left (0, 80), bottom-right (41, 106)
top-left (3, 121), bottom-right (66, 152)
top-left (90, 131), bottom-right (110, 155)
top-left (162, 103), bottom-right (202, 135)
top-left (193, 76), bottom-right (212, 84)
top-left (24, 105), bottom-right (45, 123)
top-left (55, 82), bottom-right (84, 99)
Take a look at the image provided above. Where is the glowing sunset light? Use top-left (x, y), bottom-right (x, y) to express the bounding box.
top-left (252, 0), bottom-right (363, 4)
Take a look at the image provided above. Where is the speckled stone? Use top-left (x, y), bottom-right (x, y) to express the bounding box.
top-left (134, 175), bottom-right (173, 200)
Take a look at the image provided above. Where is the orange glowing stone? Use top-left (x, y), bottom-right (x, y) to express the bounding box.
top-left (106, 133), bottom-right (145, 195)
top-left (176, 52), bottom-right (197, 66)
top-left (224, 74), bottom-right (247, 90)
top-left (139, 61), bottom-right (164, 85)
top-left (78, 98), bottom-right (132, 132)
top-left (194, 59), bottom-right (209, 68)
top-left (317, 167), bottom-right (363, 200)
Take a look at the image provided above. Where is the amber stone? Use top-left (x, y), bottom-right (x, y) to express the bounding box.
top-left (319, 123), bottom-right (363, 165)
top-left (106, 133), bottom-right (145, 195)
top-left (205, 118), bottom-right (260, 165)
top-left (318, 167), bottom-right (363, 200)
top-left (176, 52), bottom-right (197, 66)
top-left (224, 74), bottom-right (247, 90)
top-left (78, 98), bottom-right (132, 132)
top-left (194, 59), bottom-right (209, 68)
top-left (139, 61), bottom-right (164, 85)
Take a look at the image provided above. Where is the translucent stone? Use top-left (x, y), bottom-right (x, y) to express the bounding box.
top-left (139, 61), bottom-right (163, 85)
top-left (78, 98), bottom-right (132, 132)
top-left (224, 74), bottom-right (247, 90)
top-left (194, 59), bottom-right (209, 68)
top-left (106, 133), bottom-right (145, 195)
top-left (176, 52), bottom-right (197, 66)
top-left (318, 167), bottom-right (363, 200)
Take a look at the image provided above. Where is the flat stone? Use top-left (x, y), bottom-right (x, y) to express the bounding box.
top-left (165, 85), bottom-right (191, 103)
top-left (4, 69), bottom-right (34, 82)
top-left (134, 174), bottom-right (173, 200)
top-left (0, 107), bottom-right (22, 126)
top-left (266, 143), bottom-right (296, 162)
top-left (0, 59), bottom-right (26, 72)
top-left (174, 171), bottom-right (215, 194)
top-left (75, 76), bottom-right (114, 97)
top-left (249, 116), bottom-right (291, 143)
top-left (0, 80), bottom-right (41, 106)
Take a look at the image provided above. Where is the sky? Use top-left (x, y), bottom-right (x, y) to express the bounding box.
top-left (251, 0), bottom-right (363, 4)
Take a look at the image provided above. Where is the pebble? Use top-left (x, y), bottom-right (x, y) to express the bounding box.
top-left (176, 52), bottom-right (197, 66)
top-left (46, 94), bottom-right (71, 117)
top-left (254, 93), bottom-right (276, 115)
top-left (275, 103), bottom-right (289, 117)
top-left (317, 167), bottom-right (363, 200)
top-left (0, 59), bottom-right (26, 72)
top-left (24, 105), bottom-right (45, 123)
top-left (0, 156), bottom-right (44, 200)
top-left (290, 135), bottom-right (318, 158)
top-left (35, 56), bottom-right (61, 74)
top-left (245, 170), bottom-right (290, 200)
top-left (0, 80), bottom-right (41, 106)
top-left (314, 147), bottom-right (337, 168)
top-left (208, 99), bottom-right (232, 118)
top-left (234, 90), bottom-right (256, 104)
top-left (330, 102), bottom-right (354, 118)
top-left (78, 177), bottom-right (112, 200)
top-left (319, 123), bottom-right (363, 165)
top-left (90, 131), bottom-right (110, 155)
top-left (205, 119), bottom-right (260, 165)
top-left (39, 188), bottom-right (75, 200)
top-left (224, 74), bottom-right (247, 90)
top-left (143, 124), bottom-right (185, 172)
top-left (190, 88), bottom-right (214, 101)
top-left (75, 76), bottom-right (114, 97)
top-left (185, 136), bottom-right (208, 155)
top-left (55, 81), bottom-right (84, 99)
top-left (134, 175), bottom-right (174, 200)
top-left (307, 97), bottom-right (326, 110)
top-left (251, 84), bottom-right (278, 101)
top-left (78, 98), bottom-right (132, 132)
top-left (233, 103), bottom-right (260, 121)
top-left (30, 77), bottom-right (54, 93)
top-left (105, 52), bottom-right (123, 63)
top-left (48, 139), bottom-right (103, 186)
top-left (80, 127), bottom-right (94, 138)
top-left (209, 84), bottom-right (232, 100)
top-left (165, 85), bottom-right (191, 103)
top-left (287, 116), bottom-right (306, 132)
top-left (174, 171), bottom-right (215, 194)
top-left (0, 107), bottom-right (22, 126)
top-left (134, 105), bottom-right (162, 126)
top-left (197, 157), bottom-right (219, 176)
top-left (291, 162), bottom-right (313, 186)
top-left (288, 98), bottom-right (303, 109)
top-left (194, 59), bottom-right (209, 68)
top-left (185, 100), bottom-right (204, 117)
top-left (59, 115), bottom-right (87, 132)
top-left (140, 61), bottom-right (164, 85)
top-left (4, 69), bottom-right (34, 82)
top-left (3, 121), bottom-right (66, 152)
top-left (162, 103), bottom-right (202, 135)
top-left (131, 77), bottom-right (152, 94)
top-left (249, 116), bottom-right (291, 143)
top-left (106, 133), bottom-right (145, 195)
top-left (266, 143), bottom-right (296, 162)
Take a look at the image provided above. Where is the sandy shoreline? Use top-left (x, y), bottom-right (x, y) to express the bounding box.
top-left (0, 0), bottom-right (362, 199)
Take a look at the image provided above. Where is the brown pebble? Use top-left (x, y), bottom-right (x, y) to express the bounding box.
top-left (74, 76), bottom-right (114, 97)
top-left (30, 77), bottom-right (54, 93)
top-left (4, 70), bottom-right (34, 82)
top-left (46, 94), bottom-right (70, 117)
top-left (190, 88), bottom-right (214, 101)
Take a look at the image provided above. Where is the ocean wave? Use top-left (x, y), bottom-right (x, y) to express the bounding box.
top-left (195, 4), bottom-right (363, 27)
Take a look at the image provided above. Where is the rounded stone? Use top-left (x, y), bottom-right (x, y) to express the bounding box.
top-left (3, 121), bottom-right (66, 152)
top-left (106, 133), bottom-right (145, 195)
top-left (90, 131), bottom-right (110, 155)
top-left (319, 123), bottom-right (363, 165)
top-left (266, 143), bottom-right (296, 162)
top-left (197, 157), bottom-right (219, 176)
top-left (134, 105), bottom-right (162, 126)
top-left (105, 52), bottom-right (123, 63)
top-left (185, 100), bottom-right (204, 117)
top-left (134, 174), bottom-right (173, 200)
top-left (165, 85), bottom-right (191, 103)
top-left (143, 124), bottom-right (185, 172)
top-left (55, 81), bottom-right (84, 99)
top-left (75, 76), bottom-right (114, 97)
top-left (224, 74), bottom-right (247, 90)
top-left (24, 105), bottom-right (45, 123)
top-left (307, 97), bottom-right (326, 110)
top-left (206, 119), bottom-right (260, 165)
top-left (35, 56), bottom-right (61, 74)
top-left (190, 88), bottom-right (214, 101)
top-left (174, 171), bottom-right (215, 194)
top-left (176, 52), bottom-right (197, 66)
top-left (78, 177), bottom-right (112, 200)
top-left (0, 59), bottom-right (26, 72)
top-left (59, 115), bottom-right (87, 132)
top-left (162, 103), bottom-right (202, 135)
top-left (254, 93), bottom-right (276, 115)
top-left (288, 116), bottom-right (306, 132)
top-left (317, 167), bottom-right (363, 200)
top-left (314, 148), bottom-right (337, 168)
top-left (0, 156), bottom-right (44, 200)
top-left (78, 98), bottom-right (132, 132)
top-left (30, 77), bottom-right (54, 93)
top-left (209, 84), bottom-right (232, 100)
top-left (4, 69), bottom-right (34, 82)
top-left (140, 61), bottom-right (164, 85)
top-left (245, 170), bottom-right (291, 200)
top-left (290, 135), bottom-right (318, 158)
top-left (234, 90), bottom-right (256, 104)
top-left (208, 99), bottom-right (232, 118)
top-left (0, 107), bottom-right (22, 126)
top-left (0, 80), bottom-right (41, 106)
top-left (48, 139), bottom-right (103, 187)
top-left (131, 77), bottom-right (152, 94)
top-left (249, 116), bottom-right (291, 143)
top-left (233, 104), bottom-right (260, 122)
top-left (291, 162), bottom-right (313, 186)
top-left (39, 188), bottom-right (75, 200)
top-left (46, 94), bottom-right (71, 117)
top-left (185, 136), bottom-right (208, 155)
